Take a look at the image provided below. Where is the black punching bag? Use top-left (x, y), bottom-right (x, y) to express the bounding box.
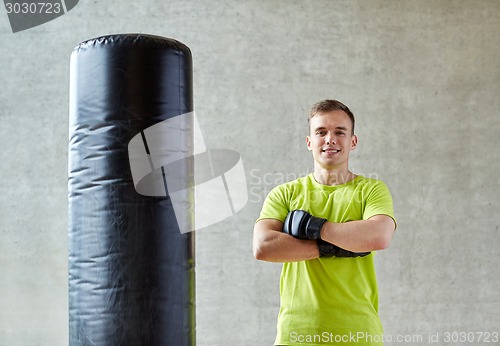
top-left (68, 34), bottom-right (195, 345)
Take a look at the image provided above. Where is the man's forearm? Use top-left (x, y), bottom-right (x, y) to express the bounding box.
top-left (253, 221), bottom-right (319, 262)
top-left (319, 215), bottom-right (395, 253)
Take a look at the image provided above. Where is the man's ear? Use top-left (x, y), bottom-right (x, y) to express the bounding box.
top-left (350, 134), bottom-right (358, 150)
top-left (306, 135), bottom-right (312, 151)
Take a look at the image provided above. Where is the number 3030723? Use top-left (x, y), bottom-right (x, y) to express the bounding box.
top-left (5, 2), bottom-right (62, 14)
top-left (443, 331), bottom-right (499, 343)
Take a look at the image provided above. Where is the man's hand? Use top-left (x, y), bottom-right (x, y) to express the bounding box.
top-left (282, 210), bottom-right (327, 240)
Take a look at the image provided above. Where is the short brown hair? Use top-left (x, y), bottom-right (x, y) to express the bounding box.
top-left (309, 99), bottom-right (355, 134)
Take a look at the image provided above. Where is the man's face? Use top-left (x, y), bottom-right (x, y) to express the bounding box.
top-left (306, 110), bottom-right (357, 170)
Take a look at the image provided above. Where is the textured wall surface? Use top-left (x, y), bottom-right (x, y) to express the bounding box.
top-left (0, 1), bottom-right (499, 345)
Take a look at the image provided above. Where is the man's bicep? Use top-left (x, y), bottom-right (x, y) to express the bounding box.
top-left (366, 214), bottom-right (396, 250)
top-left (368, 214), bottom-right (396, 232)
top-left (364, 181), bottom-right (396, 225)
top-left (253, 218), bottom-right (285, 260)
top-left (253, 218), bottom-right (284, 249)
top-left (254, 218), bottom-right (284, 234)
top-left (257, 185), bottom-right (290, 223)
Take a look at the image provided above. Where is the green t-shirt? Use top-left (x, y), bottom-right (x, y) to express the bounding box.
top-left (257, 174), bottom-right (396, 346)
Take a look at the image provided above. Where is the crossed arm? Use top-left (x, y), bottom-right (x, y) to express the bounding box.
top-left (252, 215), bottom-right (396, 263)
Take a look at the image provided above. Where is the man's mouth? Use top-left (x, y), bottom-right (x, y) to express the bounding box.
top-left (322, 148), bottom-right (340, 153)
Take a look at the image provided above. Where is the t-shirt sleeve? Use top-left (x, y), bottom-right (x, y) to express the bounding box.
top-left (256, 184), bottom-right (290, 223)
top-left (363, 180), bottom-right (397, 227)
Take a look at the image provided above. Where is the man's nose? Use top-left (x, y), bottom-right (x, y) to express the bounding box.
top-left (325, 132), bottom-right (336, 144)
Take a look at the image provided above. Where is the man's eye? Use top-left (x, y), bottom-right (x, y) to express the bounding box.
top-left (317, 131), bottom-right (326, 136)
top-left (336, 131), bottom-right (345, 136)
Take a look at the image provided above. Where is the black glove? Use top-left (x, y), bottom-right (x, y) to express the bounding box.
top-left (317, 240), bottom-right (371, 258)
top-left (282, 210), bottom-right (327, 240)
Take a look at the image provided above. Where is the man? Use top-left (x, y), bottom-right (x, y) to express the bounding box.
top-left (253, 99), bottom-right (396, 346)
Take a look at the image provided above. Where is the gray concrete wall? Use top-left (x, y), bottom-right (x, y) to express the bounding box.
top-left (1, 1), bottom-right (499, 345)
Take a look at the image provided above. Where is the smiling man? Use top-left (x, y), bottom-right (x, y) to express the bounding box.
top-left (253, 99), bottom-right (396, 346)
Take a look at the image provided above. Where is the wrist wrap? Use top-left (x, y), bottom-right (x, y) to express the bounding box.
top-left (317, 240), bottom-right (371, 258)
